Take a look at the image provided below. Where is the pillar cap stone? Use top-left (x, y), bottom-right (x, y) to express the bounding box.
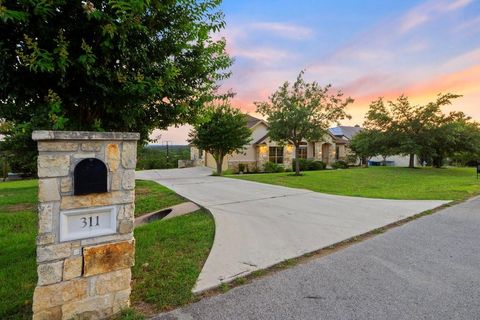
top-left (32, 131), bottom-right (140, 141)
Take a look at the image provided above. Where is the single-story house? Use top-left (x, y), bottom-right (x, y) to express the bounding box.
top-left (190, 115), bottom-right (352, 173)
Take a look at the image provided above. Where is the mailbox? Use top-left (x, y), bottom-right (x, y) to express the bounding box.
top-left (74, 158), bottom-right (108, 195)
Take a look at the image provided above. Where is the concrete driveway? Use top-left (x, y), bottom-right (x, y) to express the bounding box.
top-left (136, 167), bottom-right (448, 293)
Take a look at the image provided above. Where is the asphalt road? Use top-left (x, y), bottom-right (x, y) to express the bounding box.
top-left (153, 196), bottom-right (480, 320)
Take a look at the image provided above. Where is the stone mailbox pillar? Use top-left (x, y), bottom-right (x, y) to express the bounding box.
top-left (31, 131), bottom-right (139, 320)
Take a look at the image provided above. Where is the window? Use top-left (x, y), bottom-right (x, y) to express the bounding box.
top-left (298, 143), bottom-right (307, 159)
top-left (269, 147), bottom-right (284, 164)
top-left (335, 146), bottom-right (340, 160)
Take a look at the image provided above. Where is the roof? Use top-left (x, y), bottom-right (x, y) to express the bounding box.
top-left (253, 133), bottom-right (269, 145)
top-left (329, 126), bottom-right (363, 140)
top-left (245, 114), bottom-right (264, 128)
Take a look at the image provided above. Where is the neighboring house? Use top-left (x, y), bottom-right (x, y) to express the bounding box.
top-left (191, 115), bottom-right (351, 172)
top-left (329, 125), bottom-right (420, 167)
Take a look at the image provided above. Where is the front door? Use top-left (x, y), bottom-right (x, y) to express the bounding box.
top-left (322, 143), bottom-right (330, 164)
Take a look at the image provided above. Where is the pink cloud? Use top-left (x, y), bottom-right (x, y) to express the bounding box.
top-left (399, 0), bottom-right (473, 33)
top-left (249, 22), bottom-right (313, 39)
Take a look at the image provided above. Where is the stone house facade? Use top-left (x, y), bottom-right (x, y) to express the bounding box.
top-left (190, 115), bottom-right (351, 173)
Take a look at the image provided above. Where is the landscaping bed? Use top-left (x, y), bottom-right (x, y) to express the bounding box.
top-left (0, 179), bottom-right (214, 319)
top-left (230, 167), bottom-right (480, 201)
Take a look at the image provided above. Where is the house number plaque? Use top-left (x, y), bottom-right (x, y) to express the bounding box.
top-left (60, 206), bottom-right (117, 242)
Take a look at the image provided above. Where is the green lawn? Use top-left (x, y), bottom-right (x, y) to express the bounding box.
top-left (0, 179), bottom-right (213, 319)
top-left (135, 180), bottom-right (185, 217)
top-left (0, 180), bottom-right (38, 320)
top-left (132, 210), bottom-right (214, 313)
top-left (231, 167), bottom-right (480, 200)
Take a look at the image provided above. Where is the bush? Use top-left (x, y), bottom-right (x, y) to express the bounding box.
top-left (297, 159), bottom-right (326, 171)
top-left (331, 160), bottom-right (349, 169)
top-left (264, 161), bottom-right (285, 173)
top-left (310, 161), bottom-right (326, 170)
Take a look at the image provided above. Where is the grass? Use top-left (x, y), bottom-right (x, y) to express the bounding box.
top-left (0, 179), bottom-right (212, 319)
top-left (134, 180), bottom-right (185, 217)
top-left (230, 167), bottom-right (480, 200)
top-left (0, 180), bottom-right (38, 319)
top-left (131, 209), bottom-right (214, 314)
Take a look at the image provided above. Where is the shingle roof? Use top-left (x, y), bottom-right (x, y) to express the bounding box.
top-left (245, 114), bottom-right (263, 128)
top-left (329, 126), bottom-right (363, 140)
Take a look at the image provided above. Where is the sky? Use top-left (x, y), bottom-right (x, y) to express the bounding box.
top-left (154, 0), bottom-right (480, 145)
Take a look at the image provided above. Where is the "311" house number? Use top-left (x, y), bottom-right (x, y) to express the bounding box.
top-left (60, 206), bottom-right (117, 242)
top-left (81, 215), bottom-right (100, 228)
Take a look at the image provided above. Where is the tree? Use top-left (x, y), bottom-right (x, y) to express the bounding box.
top-left (349, 129), bottom-right (397, 167)
top-left (188, 102), bottom-right (252, 175)
top-left (255, 71), bottom-right (353, 175)
top-left (0, 0), bottom-right (232, 173)
top-left (422, 113), bottom-right (480, 168)
top-left (364, 94), bottom-right (461, 168)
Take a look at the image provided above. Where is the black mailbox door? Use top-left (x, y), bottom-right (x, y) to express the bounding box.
top-left (74, 158), bottom-right (108, 195)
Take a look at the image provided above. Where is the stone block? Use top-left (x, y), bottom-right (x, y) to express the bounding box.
top-left (113, 288), bottom-right (131, 314)
top-left (38, 155), bottom-right (70, 178)
top-left (118, 204), bottom-right (135, 220)
top-left (81, 142), bottom-right (102, 152)
top-left (62, 294), bottom-right (113, 320)
top-left (94, 269), bottom-right (131, 295)
top-left (64, 256), bottom-right (83, 280)
top-left (61, 191), bottom-right (134, 210)
top-left (37, 233), bottom-right (56, 246)
top-left (80, 232), bottom-right (133, 246)
top-left (83, 240), bottom-right (135, 277)
top-left (39, 178), bottom-right (60, 202)
top-left (122, 142), bottom-right (137, 169)
top-left (32, 278), bottom-right (88, 312)
top-left (111, 172), bottom-right (122, 191)
top-left (72, 152), bottom-right (96, 159)
top-left (37, 261), bottom-right (63, 286)
top-left (60, 177), bottom-right (72, 193)
top-left (122, 170), bottom-right (135, 190)
top-left (38, 203), bottom-right (55, 233)
top-left (118, 220), bottom-right (133, 234)
top-left (106, 143), bottom-right (120, 171)
top-left (38, 142), bottom-right (78, 152)
top-left (32, 306), bottom-right (62, 320)
top-left (37, 243), bottom-right (71, 263)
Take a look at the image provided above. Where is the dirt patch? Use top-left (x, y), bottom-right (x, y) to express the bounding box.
top-left (132, 300), bottom-right (159, 317)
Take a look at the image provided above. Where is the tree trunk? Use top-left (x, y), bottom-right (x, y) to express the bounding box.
top-left (432, 156), bottom-right (443, 168)
top-left (409, 154), bottom-right (415, 168)
top-left (216, 157), bottom-right (223, 175)
top-left (294, 144), bottom-right (301, 176)
top-left (362, 156), bottom-right (369, 168)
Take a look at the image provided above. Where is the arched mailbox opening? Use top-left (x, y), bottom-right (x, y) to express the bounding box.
top-left (74, 158), bottom-right (108, 195)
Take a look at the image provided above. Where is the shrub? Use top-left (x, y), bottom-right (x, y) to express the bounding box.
top-left (264, 161), bottom-right (284, 173)
top-left (310, 161), bottom-right (326, 170)
top-left (331, 160), bottom-right (349, 169)
top-left (238, 163), bottom-right (245, 173)
top-left (297, 159), bottom-right (326, 171)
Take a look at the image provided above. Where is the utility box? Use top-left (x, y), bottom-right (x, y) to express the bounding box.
top-left (31, 131), bottom-right (139, 320)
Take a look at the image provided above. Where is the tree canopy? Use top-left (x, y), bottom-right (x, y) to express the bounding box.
top-left (188, 102), bottom-right (252, 175)
top-left (0, 0), bottom-right (232, 173)
top-left (360, 94), bottom-right (479, 168)
top-left (256, 71), bottom-right (353, 175)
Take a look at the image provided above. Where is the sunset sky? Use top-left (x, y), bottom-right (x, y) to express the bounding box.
top-left (154, 0), bottom-right (480, 144)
